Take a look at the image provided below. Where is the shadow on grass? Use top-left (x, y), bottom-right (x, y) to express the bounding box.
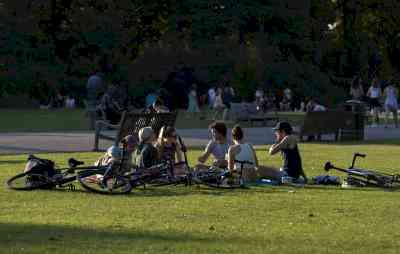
top-left (29, 182), bottom-right (398, 198)
top-left (0, 222), bottom-right (256, 251)
top-left (302, 184), bottom-right (399, 193)
top-left (28, 183), bottom-right (284, 197)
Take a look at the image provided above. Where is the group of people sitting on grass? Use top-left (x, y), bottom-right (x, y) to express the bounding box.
top-left (96, 121), bottom-right (308, 184)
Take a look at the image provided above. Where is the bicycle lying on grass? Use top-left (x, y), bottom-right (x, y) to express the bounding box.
top-left (6, 154), bottom-right (131, 194)
top-left (78, 136), bottom-right (250, 194)
top-left (324, 153), bottom-right (400, 188)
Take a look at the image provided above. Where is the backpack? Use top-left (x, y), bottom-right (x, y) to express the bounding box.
top-left (24, 155), bottom-right (57, 178)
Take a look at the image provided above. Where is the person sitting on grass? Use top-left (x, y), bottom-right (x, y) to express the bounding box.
top-left (134, 127), bottom-right (159, 169)
top-left (155, 126), bottom-right (187, 176)
top-left (226, 125), bottom-right (282, 183)
top-left (94, 135), bottom-right (138, 172)
top-left (268, 122), bottom-right (308, 183)
top-left (196, 122), bottom-right (230, 170)
top-left (226, 125), bottom-right (258, 182)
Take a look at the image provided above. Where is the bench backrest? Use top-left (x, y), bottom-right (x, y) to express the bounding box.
top-left (230, 102), bottom-right (259, 120)
top-left (116, 111), bottom-right (178, 142)
top-left (300, 110), bottom-right (355, 135)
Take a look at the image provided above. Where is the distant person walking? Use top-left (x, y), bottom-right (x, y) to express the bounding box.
top-left (384, 81), bottom-right (398, 128)
top-left (367, 77), bottom-right (382, 127)
top-left (86, 69), bottom-right (105, 129)
top-left (222, 84), bottom-right (234, 120)
top-left (187, 84), bottom-right (200, 116)
top-left (213, 87), bottom-right (225, 120)
top-left (208, 86), bottom-right (216, 109)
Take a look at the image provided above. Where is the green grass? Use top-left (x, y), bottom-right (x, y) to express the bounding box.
top-left (0, 109), bottom-right (305, 132)
top-left (1, 143), bottom-right (400, 253)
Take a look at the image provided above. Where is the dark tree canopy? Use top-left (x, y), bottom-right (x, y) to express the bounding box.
top-left (0, 0), bottom-right (399, 105)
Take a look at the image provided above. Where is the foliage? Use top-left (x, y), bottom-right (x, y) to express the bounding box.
top-left (1, 0), bottom-right (400, 104)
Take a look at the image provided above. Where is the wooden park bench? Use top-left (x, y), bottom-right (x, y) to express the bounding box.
top-left (230, 102), bottom-right (279, 126)
top-left (93, 111), bottom-right (178, 151)
top-left (298, 110), bottom-right (356, 142)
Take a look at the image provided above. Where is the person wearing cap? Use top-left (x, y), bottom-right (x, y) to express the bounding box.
top-left (269, 122), bottom-right (308, 182)
top-left (134, 127), bottom-right (159, 168)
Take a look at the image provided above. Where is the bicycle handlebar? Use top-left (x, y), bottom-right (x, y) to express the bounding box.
top-left (354, 153), bottom-right (366, 158)
top-left (351, 153), bottom-right (366, 169)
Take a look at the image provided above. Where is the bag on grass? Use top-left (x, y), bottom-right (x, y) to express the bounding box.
top-left (24, 154), bottom-right (57, 178)
top-left (313, 175), bottom-right (341, 185)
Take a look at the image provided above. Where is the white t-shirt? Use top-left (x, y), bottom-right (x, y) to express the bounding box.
top-left (255, 90), bottom-right (264, 98)
top-left (314, 104), bottom-right (326, 111)
top-left (65, 98), bottom-right (76, 108)
top-left (208, 88), bottom-right (216, 100)
top-left (368, 86), bottom-right (381, 98)
top-left (284, 88), bottom-right (292, 100)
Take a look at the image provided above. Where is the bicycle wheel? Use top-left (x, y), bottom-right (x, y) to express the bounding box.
top-left (7, 172), bottom-right (53, 190)
top-left (389, 175), bottom-right (400, 189)
top-left (194, 171), bottom-right (244, 189)
top-left (78, 169), bottom-right (132, 195)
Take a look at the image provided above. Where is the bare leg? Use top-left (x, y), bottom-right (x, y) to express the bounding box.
top-left (374, 107), bottom-right (380, 125)
top-left (255, 165), bottom-right (282, 180)
top-left (385, 108), bottom-right (390, 127)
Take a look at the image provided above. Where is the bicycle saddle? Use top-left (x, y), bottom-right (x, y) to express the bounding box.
top-left (68, 158), bottom-right (84, 168)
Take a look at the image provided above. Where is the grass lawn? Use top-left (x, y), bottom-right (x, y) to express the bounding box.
top-left (1, 143), bottom-right (400, 253)
top-left (0, 109), bottom-right (305, 132)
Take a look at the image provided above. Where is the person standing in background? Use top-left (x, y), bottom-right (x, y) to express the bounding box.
top-left (187, 84), bottom-right (200, 118)
top-left (367, 77), bottom-right (382, 127)
top-left (208, 86), bottom-right (216, 109)
top-left (383, 81), bottom-right (398, 128)
top-left (86, 68), bottom-right (105, 129)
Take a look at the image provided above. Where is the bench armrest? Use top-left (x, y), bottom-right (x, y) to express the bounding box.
top-left (95, 120), bottom-right (120, 131)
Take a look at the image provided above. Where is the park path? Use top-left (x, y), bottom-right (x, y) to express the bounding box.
top-left (0, 126), bottom-right (400, 155)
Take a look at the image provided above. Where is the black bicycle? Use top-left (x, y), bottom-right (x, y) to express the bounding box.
top-left (147, 136), bottom-right (250, 189)
top-left (78, 135), bottom-right (249, 194)
top-left (6, 155), bottom-right (118, 191)
top-left (78, 161), bottom-right (175, 194)
top-left (324, 153), bottom-right (400, 188)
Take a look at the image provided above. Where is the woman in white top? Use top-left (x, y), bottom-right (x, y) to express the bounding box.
top-left (213, 87), bottom-right (225, 120)
top-left (384, 82), bottom-right (398, 128)
top-left (227, 125), bottom-right (280, 182)
top-left (367, 78), bottom-right (382, 126)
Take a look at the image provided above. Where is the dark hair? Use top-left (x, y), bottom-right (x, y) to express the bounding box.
top-left (232, 125), bottom-right (243, 140)
top-left (164, 126), bottom-right (176, 137)
top-left (209, 122), bottom-right (227, 137)
top-left (154, 97), bottom-right (163, 106)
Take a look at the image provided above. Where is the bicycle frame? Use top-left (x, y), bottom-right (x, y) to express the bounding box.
top-left (324, 153), bottom-right (400, 188)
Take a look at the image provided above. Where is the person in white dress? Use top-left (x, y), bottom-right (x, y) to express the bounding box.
top-left (384, 82), bottom-right (398, 128)
top-left (213, 87), bottom-right (225, 120)
top-left (208, 87), bottom-right (216, 109)
top-left (367, 78), bottom-right (382, 127)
